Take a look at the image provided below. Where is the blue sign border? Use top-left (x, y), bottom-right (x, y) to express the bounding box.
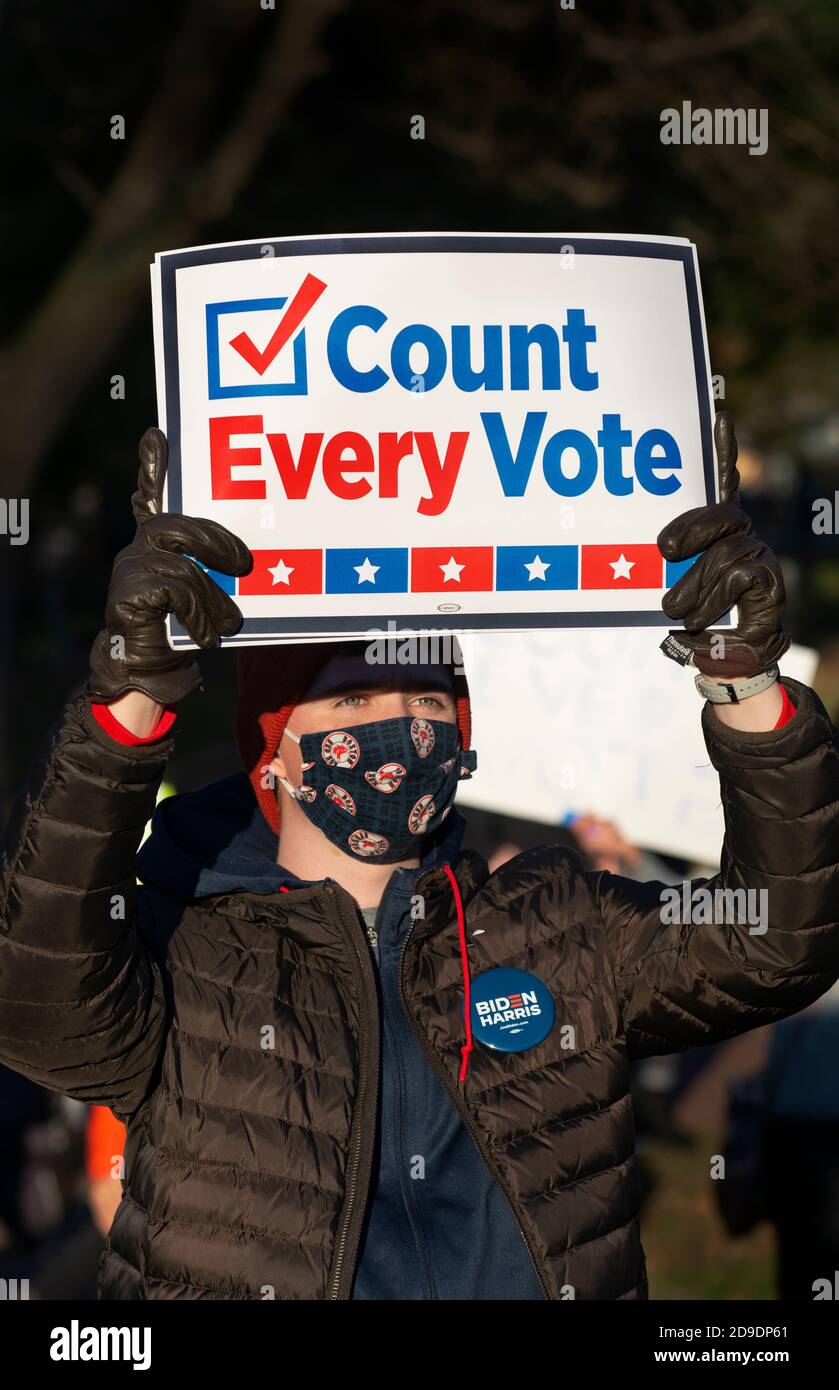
top-left (157, 234), bottom-right (726, 644)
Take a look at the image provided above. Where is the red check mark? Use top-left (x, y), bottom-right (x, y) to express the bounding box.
top-left (228, 273), bottom-right (327, 376)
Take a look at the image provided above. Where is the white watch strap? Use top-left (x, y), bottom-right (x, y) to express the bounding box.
top-left (694, 664), bottom-right (780, 704)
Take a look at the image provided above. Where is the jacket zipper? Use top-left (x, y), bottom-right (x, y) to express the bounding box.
top-left (398, 868), bottom-right (552, 1301)
top-left (324, 880), bottom-right (380, 1300)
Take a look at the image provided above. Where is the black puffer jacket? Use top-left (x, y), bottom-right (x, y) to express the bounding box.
top-left (1, 680), bottom-right (837, 1300)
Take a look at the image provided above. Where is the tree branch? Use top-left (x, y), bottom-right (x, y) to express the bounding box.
top-left (0, 0), bottom-right (346, 494)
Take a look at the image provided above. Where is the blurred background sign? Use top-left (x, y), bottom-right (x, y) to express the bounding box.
top-left (457, 630), bottom-right (818, 864)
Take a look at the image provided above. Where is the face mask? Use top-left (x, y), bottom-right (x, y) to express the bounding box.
top-left (278, 715), bottom-right (478, 863)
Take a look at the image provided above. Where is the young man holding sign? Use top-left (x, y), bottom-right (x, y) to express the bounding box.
top-left (0, 414), bottom-right (836, 1301)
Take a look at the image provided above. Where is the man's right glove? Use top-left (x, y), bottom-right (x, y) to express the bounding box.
top-left (87, 428), bottom-right (252, 705)
top-left (657, 411), bottom-right (790, 678)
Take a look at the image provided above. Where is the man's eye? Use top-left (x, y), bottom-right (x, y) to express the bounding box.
top-left (414, 695), bottom-right (442, 708)
top-left (337, 693), bottom-right (365, 707)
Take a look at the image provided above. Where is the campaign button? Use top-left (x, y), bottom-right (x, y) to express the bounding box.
top-left (471, 967), bottom-right (555, 1053)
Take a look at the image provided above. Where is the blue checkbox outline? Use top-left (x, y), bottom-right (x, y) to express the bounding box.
top-left (206, 297), bottom-right (309, 399)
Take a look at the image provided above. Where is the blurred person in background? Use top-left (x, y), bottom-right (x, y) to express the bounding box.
top-left (764, 983), bottom-right (839, 1300)
top-left (718, 982), bottom-right (839, 1301)
top-left (85, 1105), bottom-right (125, 1240)
top-left (561, 812), bottom-right (683, 884)
top-left (0, 1067), bottom-right (49, 1255)
top-left (0, 1081), bottom-right (107, 1299)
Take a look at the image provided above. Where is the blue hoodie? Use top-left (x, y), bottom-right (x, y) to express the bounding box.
top-left (137, 772), bottom-right (544, 1300)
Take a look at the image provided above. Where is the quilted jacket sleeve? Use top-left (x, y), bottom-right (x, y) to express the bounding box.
top-left (0, 694), bottom-right (175, 1120)
top-left (595, 678), bottom-right (839, 1059)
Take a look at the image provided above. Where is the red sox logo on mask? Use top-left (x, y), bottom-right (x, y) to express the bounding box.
top-left (321, 731), bottom-right (360, 768)
top-left (410, 718), bottom-right (435, 758)
top-left (348, 828), bottom-right (390, 857)
top-left (364, 762), bottom-right (407, 793)
top-left (408, 794), bottom-right (436, 834)
top-left (325, 784), bottom-right (356, 815)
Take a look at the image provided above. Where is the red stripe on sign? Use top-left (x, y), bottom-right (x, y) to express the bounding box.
top-left (580, 545), bottom-right (662, 589)
top-left (411, 547), bottom-right (494, 592)
top-left (239, 549), bottom-right (322, 595)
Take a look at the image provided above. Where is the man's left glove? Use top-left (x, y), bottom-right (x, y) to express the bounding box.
top-left (657, 411), bottom-right (790, 678)
top-left (87, 427), bottom-right (252, 705)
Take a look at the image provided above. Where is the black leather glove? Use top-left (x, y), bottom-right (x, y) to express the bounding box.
top-left (87, 428), bottom-right (252, 705)
top-left (657, 411), bottom-right (790, 678)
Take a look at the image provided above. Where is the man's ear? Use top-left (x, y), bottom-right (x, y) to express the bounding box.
top-left (269, 753), bottom-right (288, 782)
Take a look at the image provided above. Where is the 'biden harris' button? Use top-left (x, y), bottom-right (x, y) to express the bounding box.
top-left (471, 967), bottom-right (555, 1053)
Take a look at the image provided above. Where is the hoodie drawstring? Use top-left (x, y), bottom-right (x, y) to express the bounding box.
top-left (443, 863), bottom-right (474, 1083)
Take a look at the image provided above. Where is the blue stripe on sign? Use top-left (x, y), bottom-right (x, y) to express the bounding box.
top-left (326, 548), bottom-right (409, 594)
top-left (495, 546), bottom-right (579, 590)
top-left (665, 552), bottom-right (703, 587)
top-left (205, 567), bottom-right (237, 595)
top-left (182, 554), bottom-right (237, 595)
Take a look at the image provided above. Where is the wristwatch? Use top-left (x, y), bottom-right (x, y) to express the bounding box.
top-left (694, 664), bottom-right (780, 704)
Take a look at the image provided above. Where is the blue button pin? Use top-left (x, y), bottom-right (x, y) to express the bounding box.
top-left (471, 967), bottom-right (556, 1053)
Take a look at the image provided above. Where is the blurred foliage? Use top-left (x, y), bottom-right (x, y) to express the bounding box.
top-left (643, 1135), bottom-right (777, 1300)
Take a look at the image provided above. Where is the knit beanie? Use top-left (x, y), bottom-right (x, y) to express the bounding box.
top-left (235, 640), bottom-right (473, 837)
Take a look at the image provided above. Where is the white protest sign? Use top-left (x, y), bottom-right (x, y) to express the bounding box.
top-left (151, 232), bottom-right (724, 649)
top-left (455, 631), bottom-right (818, 866)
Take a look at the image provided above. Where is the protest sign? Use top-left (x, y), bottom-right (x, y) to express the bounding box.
top-left (455, 631), bottom-right (819, 865)
top-left (151, 232), bottom-right (723, 649)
